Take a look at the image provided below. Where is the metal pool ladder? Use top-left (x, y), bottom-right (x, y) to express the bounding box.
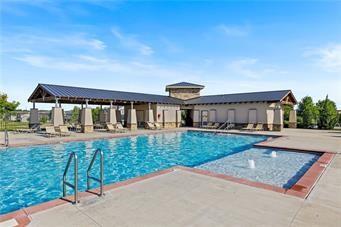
top-left (4, 130), bottom-right (9, 147)
top-left (62, 152), bottom-right (79, 204)
top-left (87, 149), bottom-right (104, 197)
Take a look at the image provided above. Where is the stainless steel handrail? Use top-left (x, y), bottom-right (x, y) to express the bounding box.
top-left (87, 149), bottom-right (104, 196)
top-left (62, 152), bottom-right (79, 204)
top-left (218, 120), bottom-right (230, 130)
top-left (4, 130), bottom-right (9, 147)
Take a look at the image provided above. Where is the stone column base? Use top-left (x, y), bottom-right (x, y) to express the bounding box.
top-left (273, 124), bottom-right (283, 131)
top-left (193, 122), bottom-right (200, 127)
top-left (163, 122), bottom-right (177, 128)
top-left (127, 123), bottom-right (137, 130)
top-left (176, 123), bottom-right (181, 128)
top-left (29, 108), bottom-right (39, 128)
top-left (81, 125), bottom-right (94, 133)
top-left (288, 122), bottom-right (297, 128)
top-left (266, 124), bottom-right (273, 131)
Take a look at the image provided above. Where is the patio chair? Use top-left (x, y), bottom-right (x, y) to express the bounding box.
top-left (241, 123), bottom-right (254, 131)
top-left (253, 123), bottom-right (264, 131)
top-left (226, 123), bottom-right (235, 130)
top-left (202, 122), bottom-right (213, 128)
top-left (115, 122), bottom-right (128, 132)
top-left (153, 122), bottom-right (162, 129)
top-left (145, 122), bottom-right (156, 130)
top-left (40, 126), bottom-right (59, 137)
top-left (105, 123), bottom-right (116, 132)
top-left (58, 125), bottom-right (71, 136)
top-left (16, 125), bottom-right (39, 134)
top-left (209, 122), bottom-right (220, 129)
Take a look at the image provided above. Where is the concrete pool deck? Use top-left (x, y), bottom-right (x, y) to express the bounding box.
top-left (1, 128), bottom-right (340, 154)
top-left (0, 128), bottom-right (189, 148)
top-left (0, 128), bottom-right (340, 226)
top-left (4, 156), bottom-right (341, 227)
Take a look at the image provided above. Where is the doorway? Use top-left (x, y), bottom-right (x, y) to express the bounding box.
top-left (181, 109), bottom-right (193, 127)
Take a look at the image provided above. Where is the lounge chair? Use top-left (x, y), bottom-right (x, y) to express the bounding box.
top-left (59, 125), bottom-right (71, 136)
top-left (253, 123), bottom-right (263, 131)
top-left (153, 122), bottom-right (162, 129)
top-left (226, 123), bottom-right (235, 130)
top-left (207, 122), bottom-right (220, 129)
top-left (15, 125), bottom-right (39, 134)
top-left (105, 123), bottom-right (116, 132)
top-left (241, 123), bottom-right (254, 131)
top-left (115, 122), bottom-right (128, 132)
top-left (40, 126), bottom-right (59, 137)
top-left (145, 122), bottom-right (156, 130)
top-left (202, 122), bottom-right (213, 128)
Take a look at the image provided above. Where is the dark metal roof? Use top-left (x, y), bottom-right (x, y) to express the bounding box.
top-left (166, 82), bottom-right (204, 88)
top-left (28, 83), bottom-right (296, 106)
top-left (165, 82), bottom-right (205, 92)
top-left (184, 90), bottom-right (296, 105)
top-left (28, 84), bottom-right (183, 105)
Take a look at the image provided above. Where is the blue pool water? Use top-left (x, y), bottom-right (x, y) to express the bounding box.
top-left (0, 131), bottom-right (317, 214)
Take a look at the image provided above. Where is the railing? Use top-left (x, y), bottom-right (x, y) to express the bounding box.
top-left (87, 149), bottom-right (104, 197)
top-left (0, 120), bottom-right (29, 131)
top-left (62, 152), bottom-right (79, 204)
top-left (218, 120), bottom-right (230, 130)
top-left (4, 130), bottom-right (9, 147)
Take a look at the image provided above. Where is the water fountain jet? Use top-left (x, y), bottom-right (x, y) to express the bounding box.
top-left (248, 159), bottom-right (255, 169)
top-left (271, 151), bottom-right (277, 158)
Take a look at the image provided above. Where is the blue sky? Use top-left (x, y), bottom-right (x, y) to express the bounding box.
top-left (1, 0), bottom-right (341, 110)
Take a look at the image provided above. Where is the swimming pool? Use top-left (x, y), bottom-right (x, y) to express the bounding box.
top-left (0, 131), bottom-right (318, 214)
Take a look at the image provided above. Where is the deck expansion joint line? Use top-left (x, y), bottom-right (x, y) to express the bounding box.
top-left (75, 206), bottom-right (102, 227)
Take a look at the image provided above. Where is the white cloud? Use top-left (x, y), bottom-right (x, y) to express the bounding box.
top-left (111, 27), bottom-right (154, 56)
top-left (79, 38), bottom-right (106, 50)
top-left (16, 55), bottom-right (130, 72)
top-left (227, 58), bottom-right (285, 79)
top-left (1, 33), bottom-right (106, 54)
top-left (15, 54), bottom-right (200, 80)
top-left (216, 24), bottom-right (249, 37)
top-left (160, 37), bottom-right (182, 53)
top-left (304, 44), bottom-right (341, 73)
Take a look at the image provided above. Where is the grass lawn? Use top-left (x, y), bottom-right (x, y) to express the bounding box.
top-left (0, 121), bottom-right (29, 131)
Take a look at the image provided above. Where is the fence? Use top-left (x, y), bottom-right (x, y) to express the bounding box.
top-left (0, 121), bottom-right (29, 131)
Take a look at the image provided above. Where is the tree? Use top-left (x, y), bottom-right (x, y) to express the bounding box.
top-left (0, 92), bottom-right (20, 120)
top-left (92, 107), bottom-right (101, 123)
top-left (316, 95), bottom-right (338, 129)
top-left (70, 106), bottom-right (80, 123)
top-left (283, 104), bottom-right (293, 128)
top-left (297, 96), bottom-right (318, 128)
top-left (40, 115), bottom-right (48, 124)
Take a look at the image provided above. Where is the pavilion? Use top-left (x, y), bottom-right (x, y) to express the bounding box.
top-left (28, 82), bottom-right (297, 132)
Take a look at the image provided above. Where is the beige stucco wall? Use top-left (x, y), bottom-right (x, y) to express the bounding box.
top-left (125, 104), bottom-right (157, 125)
top-left (168, 88), bottom-right (201, 100)
top-left (192, 102), bottom-right (281, 125)
top-left (155, 104), bottom-right (181, 128)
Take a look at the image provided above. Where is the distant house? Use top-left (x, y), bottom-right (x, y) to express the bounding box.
top-left (12, 110), bottom-right (51, 122)
top-left (16, 111), bottom-right (30, 122)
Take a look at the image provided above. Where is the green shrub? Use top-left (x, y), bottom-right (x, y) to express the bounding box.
top-left (316, 96), bottom-right (338, 129)
top-left (297, 96), bottom-right (318, 128)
